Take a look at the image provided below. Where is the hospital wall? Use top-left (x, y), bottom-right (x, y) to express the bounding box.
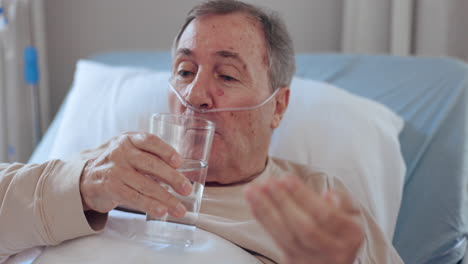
top-left (44, 0), bottom-right (343, 118)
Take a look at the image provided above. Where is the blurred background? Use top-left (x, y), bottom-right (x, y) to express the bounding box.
top-left (1, 0), bottom-right (468, 162)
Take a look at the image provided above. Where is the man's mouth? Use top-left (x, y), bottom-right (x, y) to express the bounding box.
top-left (180, 110), bottom-right (222, 137)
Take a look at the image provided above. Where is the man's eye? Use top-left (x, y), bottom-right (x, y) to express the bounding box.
top-left (178, 70), bottom-right (194, 78)
top-left (220, 75), bottom-right (237, 82)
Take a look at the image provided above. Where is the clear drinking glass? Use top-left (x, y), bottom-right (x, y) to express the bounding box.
top-left (144, 113), bottom-right (215, 246)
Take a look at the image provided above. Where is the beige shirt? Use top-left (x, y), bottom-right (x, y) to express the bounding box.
top-left (0, 160), bottom-right (106, 262)
top-left (0, 157), bottom-right (402, 263)
top-left (199, 157), bottom-right (403, 263)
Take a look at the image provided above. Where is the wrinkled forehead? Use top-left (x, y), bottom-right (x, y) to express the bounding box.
top-left (175, 13), bottom-right (268, 68)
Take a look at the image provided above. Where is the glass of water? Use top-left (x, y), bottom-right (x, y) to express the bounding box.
top-left (145, 113), bottom-right (215, 246)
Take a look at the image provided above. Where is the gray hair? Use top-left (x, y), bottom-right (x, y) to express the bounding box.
top-left (172, 0), bottom-right (296, 90)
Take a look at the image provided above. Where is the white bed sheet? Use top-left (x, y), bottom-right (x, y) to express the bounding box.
top-left (5, 210), bottom-right (261, 264)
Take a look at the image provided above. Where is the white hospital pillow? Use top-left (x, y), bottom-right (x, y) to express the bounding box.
top-left (270, 77), bottom-right (405, 240)
top-left (48, 60), bottom-right (405, 241)
top-left (48, 61), bottom-right (171, 160)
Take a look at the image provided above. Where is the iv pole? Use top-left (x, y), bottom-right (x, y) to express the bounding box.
top-left (2, 0), bottom-right (47, 162)
top-left (0, 2), bottom-right (8, 161)
top-left (24, 0), bottom-right (41, 146)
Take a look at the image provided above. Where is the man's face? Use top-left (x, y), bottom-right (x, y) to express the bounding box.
top-left (170, 12), bottom-right (289, 184)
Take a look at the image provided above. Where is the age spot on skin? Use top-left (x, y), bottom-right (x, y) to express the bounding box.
top-left (216, 89), bottom-right (224, 96)
top-left (262, 55), bottom-right (269, 67)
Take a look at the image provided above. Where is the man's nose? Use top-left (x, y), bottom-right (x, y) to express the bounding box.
top-left (184, 74), bottom-right (214, 110)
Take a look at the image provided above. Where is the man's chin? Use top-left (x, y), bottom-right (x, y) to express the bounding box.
top-left (206, 137), bottom-right (223, 166)
top-left (206, 164), bottom-right (221, 181)
top-left (205, 135), bottom-right (231, 183)
top-left (204, 163), bottom-right (232, 185)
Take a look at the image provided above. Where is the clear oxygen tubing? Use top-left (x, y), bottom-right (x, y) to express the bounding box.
top-left (168, 81), bottom-right (280, 113)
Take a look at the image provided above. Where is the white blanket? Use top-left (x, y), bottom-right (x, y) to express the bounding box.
top-left (5, 210), bottom-right (261, 264)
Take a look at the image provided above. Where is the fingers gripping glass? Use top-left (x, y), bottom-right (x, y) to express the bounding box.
top-left (168, 80), bottom-right (280, 113)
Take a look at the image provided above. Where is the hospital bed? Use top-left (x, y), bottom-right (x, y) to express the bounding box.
top-left (30, 52), bottom-right (468, 263)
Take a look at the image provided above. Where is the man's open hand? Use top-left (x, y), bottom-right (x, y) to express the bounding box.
top-left (245, 175), bottom-right (364, 264)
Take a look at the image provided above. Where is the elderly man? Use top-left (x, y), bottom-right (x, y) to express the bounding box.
top-left (0, 0), bottom-right (403, 263)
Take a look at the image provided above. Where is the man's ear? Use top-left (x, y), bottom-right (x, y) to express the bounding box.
top-left (271, 86), bottom-right (290, 129)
